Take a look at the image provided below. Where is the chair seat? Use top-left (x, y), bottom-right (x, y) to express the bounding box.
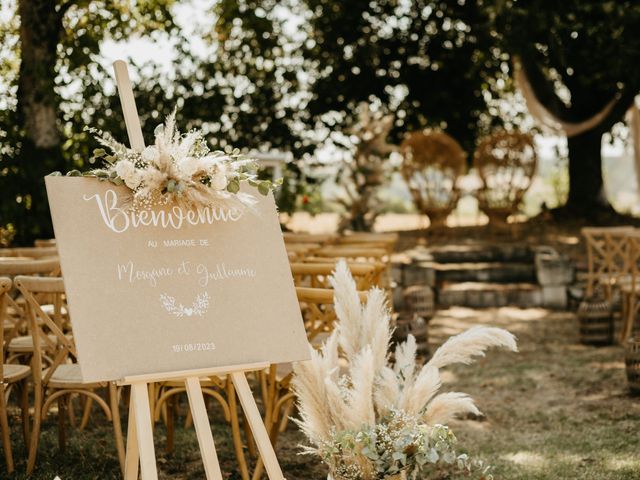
top-left (3, 363), bottom-right (30, 383)
top-left (44, 364), bottom-right (105, 389)
top-left (8, 334), bottom-right (60, 353)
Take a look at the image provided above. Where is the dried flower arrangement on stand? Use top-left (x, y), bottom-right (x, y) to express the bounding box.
top-left (293, 261), bottom-right (518, 480)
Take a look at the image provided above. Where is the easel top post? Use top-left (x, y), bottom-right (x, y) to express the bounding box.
top-left (113, 60), bottom-right (146, 152)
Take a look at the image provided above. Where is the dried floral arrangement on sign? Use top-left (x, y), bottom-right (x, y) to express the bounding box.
top-left (293, 260), bottom-right (518, 480)
top-left (54, 110), bottom-right (280, 211)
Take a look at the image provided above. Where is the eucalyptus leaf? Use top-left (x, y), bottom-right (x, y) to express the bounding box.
top-left (258, 181), bottom-right (271, 195)
top-left (227, 180), bottom-right (240, 194)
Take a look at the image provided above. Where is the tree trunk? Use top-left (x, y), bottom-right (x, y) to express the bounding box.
top-left (565, 128), bottom-right (613, 215)
top-left (11, 0), bottom-right (65, 244)
top-left (17, 0), bottom-right (61, 148)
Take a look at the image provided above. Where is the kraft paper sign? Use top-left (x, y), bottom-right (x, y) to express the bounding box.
top-left (45, 176), bottom-right (310, 382)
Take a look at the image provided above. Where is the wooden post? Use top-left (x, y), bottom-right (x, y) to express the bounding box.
top-left (113, 60), bottom-right (146, 152)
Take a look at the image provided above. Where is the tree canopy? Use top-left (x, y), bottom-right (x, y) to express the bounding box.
top-left (2, 0), bottom-right (640, 243)
top-left (489, 0), bottom-right (640, 215)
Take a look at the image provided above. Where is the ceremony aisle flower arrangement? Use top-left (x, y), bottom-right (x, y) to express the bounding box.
top-left (58, 109), bottom-right (279, 211)
top-left (293, 261), bottom-right (518, 480)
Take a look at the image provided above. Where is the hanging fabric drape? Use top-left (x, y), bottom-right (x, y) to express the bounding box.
top-left (513, 57), bottom-right (619, 137)
top-left (514, 57), bottom-right (640, 191)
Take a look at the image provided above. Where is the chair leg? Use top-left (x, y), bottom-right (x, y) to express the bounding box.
top-left (67, 393), bottom-right (77, 428)
top-left (243, 408), bottom-right (257, 458)
top-left (165, 394), bottom-right (175, 454)
top-left (20, 378), bottom-right (30, 446)
top-left (26, 383), bottom-right (43, 474)
top-left (278, 399), bottom-right (294, 433)
top-left (622, 294), bottom-right (636, 343)
top-left (184, 405), bottom-right (193, 429)
top-left (227, 380), bottom-right (249, 480)
top-left (0, 384), bottom-right (15, 474)
top-left (109, 383), bottom-right (126, 476)
top-left (58, 396), bottom-right (67, 453)
top-left (80, 397), bottom-right (94, 430)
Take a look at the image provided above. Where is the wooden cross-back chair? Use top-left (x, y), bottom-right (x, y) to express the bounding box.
top-left (0, 258), bottom-right (61, 345)
top-left (14, 276), bottom-right (125, 475)
top-left (0, 277), bottom-right (30, 474)
top-left (252, 287), bottom-right (368, 480)
top-left (290, 262), bottom-right (385, 291)
top-left (619, 232), bottom-right (640, 342)
top-left (581, 226), bottom-right (635, 300)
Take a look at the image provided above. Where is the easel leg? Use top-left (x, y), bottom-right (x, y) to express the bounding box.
top-left (185, 377), bottom-right (223, 480)
top-left (125, 395), bottom-right (139, 480)
top-left (231, 372), bottom-right (284, 480)
top-left (131, 383), bottom-right (159, 480)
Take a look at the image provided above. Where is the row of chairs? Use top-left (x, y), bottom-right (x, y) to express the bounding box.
top-left (0, 265), bottom-right (126, 475)
top-left (0, 232), bottom-right (398, 478)
top-left (582, 226), bottom-right (640, 342)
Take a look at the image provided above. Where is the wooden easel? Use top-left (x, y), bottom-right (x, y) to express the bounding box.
top-left (112, 60), bottom-right (285, 480)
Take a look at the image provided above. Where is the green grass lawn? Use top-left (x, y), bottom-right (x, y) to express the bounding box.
top-left (2, 306), bottom-right (639, 479)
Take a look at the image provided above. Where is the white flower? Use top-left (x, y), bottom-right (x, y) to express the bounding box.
top-left (179, 157), bottom-right (197, 177)
top-left (115, 161), bottom-right (142, 189)
top-left (211, 172), bottom-right (227, 191)
top-left (141, 146), bottom-right (159, 164)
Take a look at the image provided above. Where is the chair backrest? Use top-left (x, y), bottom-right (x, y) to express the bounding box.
top-left (337, 232), bottom-right (398, 254)
top-left (0, 258), bottom-right (60, 276)
top-left (34, 239), bottom-right (57, 248)
top-left (14, 276), bottom-right (74, 389)
top-left (284, 243), bottom-right (322, 260)
top-left (283, 233), bottom-right (337, 245)
top-left (290, 262), bottom-right (384, 290)
top-left (0, 246), bottom-right (58, 259)
top-left (0, 277), bottom-right (12, 379)
top-left (0, 258), bottom-right (62, 340)
top-left (295, 287), bottom-right (368, 342)
top-left (312, 246), bottom-right (388, 263)
top-left (581, 226), bottom-right (635, 298)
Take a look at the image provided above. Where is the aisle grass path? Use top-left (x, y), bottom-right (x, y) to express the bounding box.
top-left (431, 307), bottom-right (640, 480)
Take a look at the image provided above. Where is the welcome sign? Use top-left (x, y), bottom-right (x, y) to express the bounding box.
top-left (46, 177), bottom-right (310, 382)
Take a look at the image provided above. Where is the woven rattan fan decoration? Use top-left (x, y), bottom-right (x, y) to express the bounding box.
top-left (400, 130), bottom-right (466, 228)
top-left (473, 130), bottom-right (537, 226)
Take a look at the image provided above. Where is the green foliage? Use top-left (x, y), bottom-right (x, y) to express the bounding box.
top-left (491, 0), bottom-right (640, 120)
top-left (299, 0), bottom-right (508, 154)
top-left (0, 0), bottom-right (178, 244)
